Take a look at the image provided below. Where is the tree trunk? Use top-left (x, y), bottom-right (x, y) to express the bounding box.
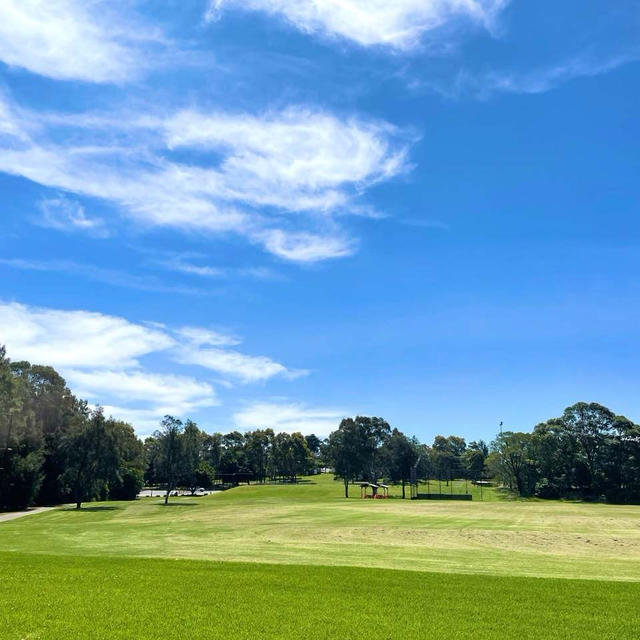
top-left (515, 473), bottom-right (524, 496)
top-left (74, 483), bottom-right (82, 510)
top-left (164, 488), bottom-right (170, 505)
top-left (344, 478), bottom-right (349, 498)
top-left (402, 479), bottom-right (406, 499)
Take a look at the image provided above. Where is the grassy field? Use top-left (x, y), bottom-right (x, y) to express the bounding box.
top-left (1, 474), bottom-right (639, 638)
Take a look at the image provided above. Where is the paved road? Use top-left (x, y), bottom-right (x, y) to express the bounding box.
top-left (0, 506), bottom-right (56, 523)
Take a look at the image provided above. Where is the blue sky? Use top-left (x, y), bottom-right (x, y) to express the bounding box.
top-left (1, 0), bottom-right (639, 441)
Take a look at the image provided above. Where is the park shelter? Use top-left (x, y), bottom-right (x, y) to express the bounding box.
top-left (358, 482), bottom-right (389, 499)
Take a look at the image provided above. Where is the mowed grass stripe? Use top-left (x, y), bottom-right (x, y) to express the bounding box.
top-left (1, 552), bottom-right (638, 640)
top-left (1, 475), bottom-right (639, 581)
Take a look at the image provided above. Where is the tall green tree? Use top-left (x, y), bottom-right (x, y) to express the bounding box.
top-left (219, 431), bottom-right (247, 480)
top-left (491, 431), bottom-right (537, 497)
top-left (462, 440), bottom-right (488, 482)
top-left (358, 416), bottom-right (391, 484)
top-left (0, 348), bottom-right (42, 510)
top-left (561, 402), bottom-right (616, 496)
top-left (431, 435), bottom-right (466, 484)
top-left (60, 408), bottom-right (119, 509)
top-left (383, 429), bottom-right (417, 498)
top-left (109, 420), bottom-right (145, 500)
top-left (328, 419), bottom-right (366, 498)
top-left (181, 420), bottom-right (204, 494)
top-left (328, 416), bottom-right (391, 497)
top-left (245, 429), bottom-right (274, 483)
top-left (155, 415), bottom-right (184, 505)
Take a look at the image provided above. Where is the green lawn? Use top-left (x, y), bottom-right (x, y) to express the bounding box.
top-left (1, 474), bottom-right (639, 638)
top-left (2, 553), bottom-right (638, 640)
top-left (2, 474), bottom-right (639, 580)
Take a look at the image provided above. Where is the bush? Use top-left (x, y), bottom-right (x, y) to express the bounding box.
top-left (110, 468), bottom-right (144, 500)
top-left (535, 478), bottom-right (561, 499)
top-left (195, 462), bottom-right (215, 490)
top-left (0, 450), bottom-right (43, 511)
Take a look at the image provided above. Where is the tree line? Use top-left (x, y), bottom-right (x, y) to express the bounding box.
top-left (144, 416), bottom-right (319, 504)
top-left (0, 348), bottom-right (320, 509)
top-left (326, 416), bottom-right (489, 498)
top-left (326, 408), bottom-right (640, 503)
top-left (489, 403), bottom-right (640, 502)
top-left (2, 346), bottom-right (640, 508)
top-left (0, 348), bottom-right (144, 510)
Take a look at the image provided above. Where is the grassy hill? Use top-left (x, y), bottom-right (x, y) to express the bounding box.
top-left (1, 474), bottom-right (639, 638)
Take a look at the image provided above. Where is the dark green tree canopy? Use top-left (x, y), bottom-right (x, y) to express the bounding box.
top-left (3, 342), bottom-right (640, 509)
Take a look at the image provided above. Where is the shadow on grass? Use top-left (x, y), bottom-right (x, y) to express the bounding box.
top-left (65, 506), bottom-right (122, 512)
top-left (158, 502), bottom-right (199, 507)
top-left (260, 479), bottom-right (317, 485)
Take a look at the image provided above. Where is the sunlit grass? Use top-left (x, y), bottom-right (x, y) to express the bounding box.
top-left (2, 552), bottom-right (638, 640)
top-left (1, 474), bottom-right (639, 581)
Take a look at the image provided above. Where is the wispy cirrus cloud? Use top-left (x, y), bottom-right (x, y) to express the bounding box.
top-left (175, 326), bottom-right (240, 348)
top-left (175, 325), bottom-right (307, 383)
top-left (477, 52), bottom-right (640, 96)
top-left (0, 301), bottom-right (304, 431)
top-left (0, 96), bottom-right (412, 262)
top-left (176, 348), bottom-right (305, 383)
top-left (416, 49), bottom-right (640, 99)
top-left (162, 257), bottom-right (226, 279)
top-left (0, 258), bottom-right (205, 296)
top-left (155, 252), bottom-right (279, 281)
top-left (233, 401), bottom-right (347, 435)
top-left (0, 0), bottom-right (162, 82)
top-left (208, 0), bottom-right (508, 51)
top-left (253, 229), bottom-right (355, 262)
top-left (35, 196), bottom-right (109, 237)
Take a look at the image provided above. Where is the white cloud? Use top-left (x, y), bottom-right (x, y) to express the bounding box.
top-left (162, 108), bottom-right (409, 212)
top-left (0, 0), bottom-right (154, 82)
top-left (421, 51), bottom-right (640, 99)
top-left (480, 53), bottom-right (640, 96)
top-left (0, 301), bottom-right (173, 369)
top-left (0, 94), bottom-right (29, 140)
top-left (99, 406), bottom-right (167, 435)
top-left (176, 347), bottom-right (302, 383)
top-left (176, 326), bottom-right (240, 348)
top-left (208, 0), bottom-right (507, 50)
top-left (155, 253), bottom-right (280, 281)
top-left (0, 97), bottom-right (410, 262)
top-left (35, 197), bottom-right (108, 236)
top-left (163, 258), bottom-right (226, 278)
top-left (68, 369), bottom-right (217, 413)
top-left (0, 258), bottom-right (203, 295)
top-left (0, 301), bottom-right (301, 430)
top-left (173, 327), bottom-right (304, 383)
top-left (254, 229), bottom-right (355, 262)
top-left (234, 401), bottom-right (347, 435)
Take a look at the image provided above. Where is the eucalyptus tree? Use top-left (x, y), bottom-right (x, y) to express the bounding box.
top-left (328, 416), bottom-right (391, 497)
top-left (155, 415), bottom-right (184, 505)
top-left (60, 408), bottom-right (119, 509)
top-left (181, 420), bottom-right (204, 494)
top-left (491, 431), bottom-right (538, 497)
top-left (245, 428), bottom-right (274, 483)
top-left (383, 429), bottom-right (417, 498)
